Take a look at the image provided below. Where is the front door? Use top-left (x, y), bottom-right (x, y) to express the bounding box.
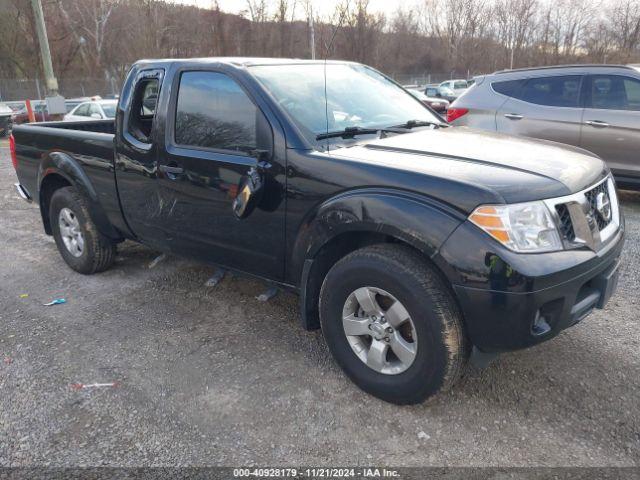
top-left (496, 74), bottom-right (584, 146)
top-left (580, 74), bottom-right (640, 179)
top-left (157, 69), bottom-right (286, 280)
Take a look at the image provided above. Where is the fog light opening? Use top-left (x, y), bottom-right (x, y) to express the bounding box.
top-left (531, 311), bottom-right (551, 336)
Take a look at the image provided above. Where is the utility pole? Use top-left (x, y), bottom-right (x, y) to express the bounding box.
top-left (308, 5), bottom-right (316, 60)
top-left (31, 0), bottom-right (58, 96)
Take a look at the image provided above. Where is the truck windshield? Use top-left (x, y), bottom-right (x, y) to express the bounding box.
top-left (250, 63), bottom-right (442, 144)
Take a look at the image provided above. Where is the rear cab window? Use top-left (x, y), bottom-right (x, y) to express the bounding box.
top-left (126, 69), bottom-right (163, 145)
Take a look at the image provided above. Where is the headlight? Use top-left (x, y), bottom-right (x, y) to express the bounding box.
top-left (469, 202), bottom-right (563, 253)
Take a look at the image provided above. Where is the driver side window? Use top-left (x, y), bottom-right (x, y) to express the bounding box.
top-left (174, 71), bottom-right (270, 155)
top-left (75, 103), bottom-right (90, 117)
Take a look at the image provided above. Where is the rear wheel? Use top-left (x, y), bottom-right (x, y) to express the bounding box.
top-left (319, 244), bottom-right (468, 404)
top-left (49, 187), bottom-right (115, 274)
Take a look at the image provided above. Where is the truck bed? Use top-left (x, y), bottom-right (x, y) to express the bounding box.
top-left (12, 119), bottom-right (127, 238)
top-left (20, 118), bottom-right (116, 134)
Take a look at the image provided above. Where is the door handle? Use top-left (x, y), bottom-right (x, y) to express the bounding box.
top-left (504, 113), bottom-right (523, 120)
top-left (159, 165), bottom-right (184, 176)
top-left (585, 120), bottom-right (610, 128)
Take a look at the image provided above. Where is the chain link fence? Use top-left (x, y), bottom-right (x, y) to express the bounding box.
top-left (1, 71), bottom-right (481, 104)
top-left (390, 72), bottom-right (480, 87)
top-left (0, 77), bottom-right (121, 103)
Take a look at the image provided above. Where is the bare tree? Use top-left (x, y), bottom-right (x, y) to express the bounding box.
top-left (422, 0), bottom-right (492, 73)
top-left (609, 0), bottom-right (640, 62)
top-left (57, 0), bottom-right (118, 76)
top-left (493, 0), bottom-right (538, 69)
top-left (5, 0), bottom-right (640, 101)
top-left (274, 0), bottom-right (297, 57)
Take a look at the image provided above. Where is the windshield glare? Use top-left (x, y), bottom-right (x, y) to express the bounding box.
top-left (250, 63), bottom-right (440, 142)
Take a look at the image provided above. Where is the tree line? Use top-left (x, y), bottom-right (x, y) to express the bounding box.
top-left (1, 0), bottom-right (639, 89)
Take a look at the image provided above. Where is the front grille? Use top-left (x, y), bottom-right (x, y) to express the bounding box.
top-left (549, 177), bottom-right (619, 250)
top-left (555, 204), bottom-right (575, 241)
top-left (584, 181), bottom-right (613, 231)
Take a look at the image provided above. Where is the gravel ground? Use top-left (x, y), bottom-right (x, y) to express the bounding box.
top-left (0, 139), bottom-right (639, 467)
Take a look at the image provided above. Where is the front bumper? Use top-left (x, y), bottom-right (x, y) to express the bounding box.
top-left (437, 220), bottom-right (625, 353)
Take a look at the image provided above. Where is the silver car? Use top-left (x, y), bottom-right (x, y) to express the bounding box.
top-left (449, 65), bottom-right (640, 188)
top-left (437, 79), bottom-right (469, 102)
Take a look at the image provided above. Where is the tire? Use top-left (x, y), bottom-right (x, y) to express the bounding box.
top-left (319, 244), bottom-right (468, 404)
top-left (49, 186), bottom-right (116, 274)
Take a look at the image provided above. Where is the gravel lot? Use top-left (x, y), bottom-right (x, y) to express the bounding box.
top-left (0, 139), bottom-right (639, 467)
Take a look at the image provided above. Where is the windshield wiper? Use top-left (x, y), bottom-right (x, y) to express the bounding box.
top-left (316, 126), bottom-right (380, 141)
top-left (391, 119), bottom-right (447, 129)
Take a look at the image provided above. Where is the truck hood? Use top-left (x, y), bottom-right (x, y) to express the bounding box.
top-left (332, 126), bottom-right (608, 211)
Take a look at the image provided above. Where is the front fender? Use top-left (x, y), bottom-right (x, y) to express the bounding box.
top-left (290, 189), bottom-right (465, 330)
top-left (292, 187), bottom-right (465, 277)
top-left (38, 152), bottom-right (121, 239)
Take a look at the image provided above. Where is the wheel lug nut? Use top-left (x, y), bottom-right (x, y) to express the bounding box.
top-left (386, 327), bottom-right (393, 333)
top-left (384, 337), bottom-right (390, 342)
top-left (371, 315), bottom-right (377, 321)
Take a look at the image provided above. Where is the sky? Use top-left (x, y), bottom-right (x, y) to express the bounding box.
top-left (169, 0), bottom-right (416, 19)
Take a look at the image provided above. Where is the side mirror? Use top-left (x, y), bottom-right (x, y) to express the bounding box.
top-left (250, 149), bottom-right (271, 162)
top-left (232, 165), bottom-right (264, 220)
top-left (90, 113), bottom-right (102, 119)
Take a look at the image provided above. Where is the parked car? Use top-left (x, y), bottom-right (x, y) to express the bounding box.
top-left (437, 79), bottom-right (469, 101)
top-left (407, 88), bottom-right (450, 113)
top-left (64, 100), bottom-right (118, 121)
top-left (11, 58), bottom-right (624, 405)
top-left (0, 103), bottom-right (13, 137)
top-left (12, 101), bottom-right (52, 124)
top-left (449, 64), bottom-right (640, 189)
top-left (6, 101), bottom-right (26, 113)
top-left (64, 97), bottom-right (92, 113)
top-left (424, 84), bottom-right (440, 98)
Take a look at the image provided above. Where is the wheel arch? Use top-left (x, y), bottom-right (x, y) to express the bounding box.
top-left (38, 152), bottom-right (121, 240)
top-left (293, 189), bottom-right (464, 330)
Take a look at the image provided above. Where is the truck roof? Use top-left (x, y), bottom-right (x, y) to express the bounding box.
top-left (133, 57), bottom-right (354, 69)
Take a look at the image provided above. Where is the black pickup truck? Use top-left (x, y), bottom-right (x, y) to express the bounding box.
top-left (11, 58), bottom-right (625, 404)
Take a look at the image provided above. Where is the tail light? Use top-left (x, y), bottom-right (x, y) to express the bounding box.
top-left (9, 134), bottom-right (17, 170)
top-left (447, 108), bottom-right (468, 123)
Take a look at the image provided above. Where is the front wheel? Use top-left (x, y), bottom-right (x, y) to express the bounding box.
top-left (50, 186), bottom-right (116, 274)
top-left (319, 244), bottom-right (468, 404)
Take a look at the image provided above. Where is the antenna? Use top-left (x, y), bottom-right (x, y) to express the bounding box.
top-left (324, 1), bottom-right (350, 60)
